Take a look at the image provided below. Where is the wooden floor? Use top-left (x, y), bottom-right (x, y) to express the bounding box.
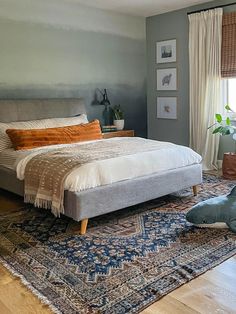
top-left (0, 190), bottom-right (236, 314)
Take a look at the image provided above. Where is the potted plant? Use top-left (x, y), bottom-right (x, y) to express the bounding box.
top-left (112, 105), bottom-right (124, 130)
top-left (208, 104), bottom-right (236, 179)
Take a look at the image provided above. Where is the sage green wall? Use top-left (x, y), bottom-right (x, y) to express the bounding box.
top-left (0, 0), bottom-right (146, 136)
top-left (146, 0), bottom-right (236, 152)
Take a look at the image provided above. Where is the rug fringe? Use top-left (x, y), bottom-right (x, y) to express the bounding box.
top-left (0, 257), bottom-right (61, 314)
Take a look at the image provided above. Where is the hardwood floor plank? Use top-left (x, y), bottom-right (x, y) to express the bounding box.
top-left (204, 267), bottom-right (236, 292)
top-left (0, 267), bottom-right (14, 286)
top-left (0, 275), bottom-right (52, 314)
top-left (216, 257), bottom-right (236, 278)
top-left (171, 276), bottom-right (236, 314)
top-left (0, 190), bottom-right (24, 213)
top-left (141, 295), bottom-right (199, 314)
top-left (0, 300), bottom-right (11, 314)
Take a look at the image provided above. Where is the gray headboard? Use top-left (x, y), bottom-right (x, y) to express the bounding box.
top-left (0, 98), bottom-right (86, 123)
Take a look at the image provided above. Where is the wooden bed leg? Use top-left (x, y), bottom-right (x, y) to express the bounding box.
top-left (80, 219), bottom-right (88, 235)
top-left (192, 185), bottom-right (198, 196)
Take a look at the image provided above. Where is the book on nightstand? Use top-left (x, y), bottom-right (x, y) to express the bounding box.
top-left (102, 125), bottom-right (117, 133)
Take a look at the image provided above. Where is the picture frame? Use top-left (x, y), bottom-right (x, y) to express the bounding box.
top-left (157, 97), bottom-right (177, 120)
top-left (156, 39), bottom-right (176, 64)
top-left (157, 68), bottom-right (177, 91)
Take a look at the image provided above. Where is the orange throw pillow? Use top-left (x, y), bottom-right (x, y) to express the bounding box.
top-left (6, 120), bottom-right (102, 150)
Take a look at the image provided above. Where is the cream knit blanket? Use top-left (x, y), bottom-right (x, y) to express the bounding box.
top-left (24, 138), bottom-right (163, 216)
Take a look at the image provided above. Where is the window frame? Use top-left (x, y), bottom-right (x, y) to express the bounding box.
top-left (221, 78), bottom-right (236, 119)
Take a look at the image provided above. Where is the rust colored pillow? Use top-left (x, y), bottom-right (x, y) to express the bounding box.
top-left (6, 120), bottom-right (102, 150)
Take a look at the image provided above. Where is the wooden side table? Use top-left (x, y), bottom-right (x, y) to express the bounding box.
top-left (102, 130), bottom-right (134, 139)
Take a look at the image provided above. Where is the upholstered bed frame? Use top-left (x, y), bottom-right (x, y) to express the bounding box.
top-left (0, 99), bottom-right (202, 234)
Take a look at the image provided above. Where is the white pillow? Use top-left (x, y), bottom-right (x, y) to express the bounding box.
top-left (0, 114), bottom-right (88, 152)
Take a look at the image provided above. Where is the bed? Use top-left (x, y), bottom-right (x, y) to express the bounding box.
top-left (0, 99), bottom-right (202, 234)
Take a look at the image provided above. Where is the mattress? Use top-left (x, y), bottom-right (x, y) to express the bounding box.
top-left (5, 137), bottom-right (202, 193)
top-left (0, 148), bottom-right (28, 170)
top-left (0, 140), bottom-right (99, 170)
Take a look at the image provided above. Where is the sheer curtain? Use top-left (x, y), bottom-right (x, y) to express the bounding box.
top-left (189, 8), bottom-right (223, 170)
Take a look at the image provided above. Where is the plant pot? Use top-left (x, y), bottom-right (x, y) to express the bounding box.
top-left (114, 119), bottom-right (124, 130)
top-left (222, 152), bottom-right (236, 180)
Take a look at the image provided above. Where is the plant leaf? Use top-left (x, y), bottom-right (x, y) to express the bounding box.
top-left (226, 117), bottom-right (231, 125)
top-left (222, 129), bottom-right (231, 135)
top-left (215, 114), bottom-right (222, 123)
top-left (221, 126), bottom-right (234, 135)
top-left (225, 104), bottom-right (232, 111)
top-left (212, 126), bottom-right (223, 134)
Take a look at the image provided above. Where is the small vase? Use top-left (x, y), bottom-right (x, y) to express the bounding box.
top-left (114, 119), bottom-right (124, 130)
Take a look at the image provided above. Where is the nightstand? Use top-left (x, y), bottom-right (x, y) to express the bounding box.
top-left (102, 130), bottom-right (134, 139)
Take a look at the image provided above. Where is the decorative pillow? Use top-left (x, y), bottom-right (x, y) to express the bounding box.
top-left (6, 120), bottom-right (102, 151)
top-left (0, 114), bottom-right (88, 152)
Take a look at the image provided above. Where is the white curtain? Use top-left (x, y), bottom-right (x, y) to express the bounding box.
top-left (189, 8), bottom-right (223, 170)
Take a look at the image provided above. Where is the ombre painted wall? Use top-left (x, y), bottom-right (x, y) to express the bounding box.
top-left (0, 0), bottom-right (147, 136)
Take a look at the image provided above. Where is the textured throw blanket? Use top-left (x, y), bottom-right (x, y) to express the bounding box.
top-left (24, 138), bottom-right (164, 216)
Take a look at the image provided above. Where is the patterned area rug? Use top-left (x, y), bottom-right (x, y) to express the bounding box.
top-left (0, 174), bottom-right (236, 314)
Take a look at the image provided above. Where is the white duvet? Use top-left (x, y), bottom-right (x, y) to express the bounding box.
top-left (2, 137), bottom-right (202, 192)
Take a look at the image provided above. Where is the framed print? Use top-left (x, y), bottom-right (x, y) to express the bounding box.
top-left (157, 97), bottom-right (177, 119)
top-left (157, 68), bottom-right (177, 91)
top-left (156, 39), bottom-right (176, 64)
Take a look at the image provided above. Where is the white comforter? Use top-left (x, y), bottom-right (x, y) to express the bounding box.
top-left (3, 137), bottom-right (202, 192)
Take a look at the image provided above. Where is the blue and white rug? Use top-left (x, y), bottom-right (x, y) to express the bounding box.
top-left (0, 174), bottom-right (236, 313)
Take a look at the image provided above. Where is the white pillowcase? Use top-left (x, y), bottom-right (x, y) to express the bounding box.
top-left (0, 114), bottom-right (88, 152)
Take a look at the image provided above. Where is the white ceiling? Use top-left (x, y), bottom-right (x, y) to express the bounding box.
top-left (71, 0), bottom-right (213, 17)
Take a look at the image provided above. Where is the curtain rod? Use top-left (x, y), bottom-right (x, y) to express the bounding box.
top-left (187, 1), bottom-right (236, 15)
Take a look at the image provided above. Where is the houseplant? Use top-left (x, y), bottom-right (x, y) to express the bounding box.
top-left (208, 104), bottom-right (236, 179)
top-left (112, 105), bottom-right (124, 130)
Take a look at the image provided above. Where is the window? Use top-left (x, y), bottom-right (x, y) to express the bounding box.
top-left (228, 78), bottom-right (236, 111)
top-left (222, 78), bottom-right (236, 114)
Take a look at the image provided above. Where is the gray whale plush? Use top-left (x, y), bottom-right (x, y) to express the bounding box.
top-left (186, 186), bottom-right (236, 233)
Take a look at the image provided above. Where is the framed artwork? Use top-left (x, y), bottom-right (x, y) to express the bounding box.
top-left (157, 68), bottom-right (177, 91)
top-left (156, 39), bottom-right (176, 64)
top-left (157, 97), bottom-right (177, 119)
